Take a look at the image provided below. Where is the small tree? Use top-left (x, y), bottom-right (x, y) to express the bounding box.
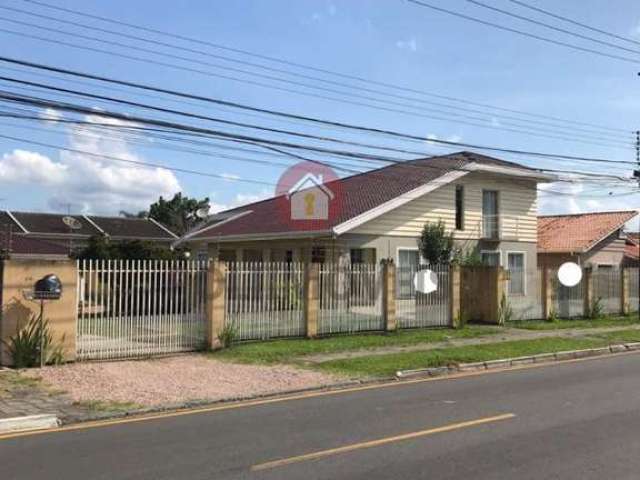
top-left (418, 221), bottom-right (454, 265)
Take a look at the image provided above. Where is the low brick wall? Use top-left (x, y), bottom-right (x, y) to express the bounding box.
top-left (0, 259), bottom-right (77, 366)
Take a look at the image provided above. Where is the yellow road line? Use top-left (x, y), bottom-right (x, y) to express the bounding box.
top-left (251, 413), bottom-right (516, 471)
top-left (0, 349), bottom-right (635, 442)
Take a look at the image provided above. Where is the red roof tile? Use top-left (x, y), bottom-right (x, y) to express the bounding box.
top-left (538, 211), bottom-right (638, 253)
top-left (186, 152), bottom-right (543, 241)
top-left (626, 236), bottom-right (640, 260)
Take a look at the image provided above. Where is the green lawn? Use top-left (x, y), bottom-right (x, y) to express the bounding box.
top-left (313, 337), bottom-right (614, 378)
top-left (507, 314), bottom-right (640, 331)
top-left (213, 325), bottom-right (501, 365)
top-left (590, 328), bottom-right (640, 343)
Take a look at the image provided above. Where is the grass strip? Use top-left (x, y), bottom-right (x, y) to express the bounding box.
top-left (213, 325), bottom-right (500, 365)
top-left (507, 315), bottom-right (639, 331)
top-left (313, 336), bottom-right (615, 378)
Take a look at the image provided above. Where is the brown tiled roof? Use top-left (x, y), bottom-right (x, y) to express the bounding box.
top-left (538, 211), bottom-right (638, 253)
top-left (88, 216), bottom-right (176, 240)
top-left (1, 235), bottom-right (69, 257)
top-left (186, 151), bottom-right (544, 241)
top-left (11, 211), bottom-right (101, 236)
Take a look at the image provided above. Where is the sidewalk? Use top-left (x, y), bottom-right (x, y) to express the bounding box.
top-left (301, 324), bottom-right (640, 363)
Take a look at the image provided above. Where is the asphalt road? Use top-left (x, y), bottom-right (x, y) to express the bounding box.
top-left (2, 352), bottom-right (640, 479)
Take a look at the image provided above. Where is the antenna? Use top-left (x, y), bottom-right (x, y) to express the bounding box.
top-left (62, 216), bottom-right (82, 230)
top-left (195, 206), bottom-right (210, 219)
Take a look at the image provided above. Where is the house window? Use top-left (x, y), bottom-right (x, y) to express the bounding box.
top-left (455, 185), bottom-right (464, 230)
top-left (481, 250), bottom-right (501, 266)
top-left (507, 252), bottom-right (525, 295)
top-left (482, 190), bottom-right (499, 238)
top-left (311, 246), bottom-right (325, 263)
top-left (350, 248), bottom-right (364, 264)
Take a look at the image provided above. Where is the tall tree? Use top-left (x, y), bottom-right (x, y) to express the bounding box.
top-left (146, 193), bottom-right (210, 236)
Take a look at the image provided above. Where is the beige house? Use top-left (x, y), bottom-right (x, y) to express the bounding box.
top-left (177, 152), bottom-right (554, 283)
top-left (537, 210), bottom-right (639, 269)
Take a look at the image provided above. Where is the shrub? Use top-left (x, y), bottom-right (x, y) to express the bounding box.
top-left (546, 309), bottom-right (558, 323)
top-left (4, 313), bottom-right (65, 368)
top-left (587, 297), bottom-right (604, 320)
top-left (497, 294), bottom-right (513, 325)
top-left (217, 323), bottom-right (237, 349)
top-left (418, 221), bottom-right (454, 265)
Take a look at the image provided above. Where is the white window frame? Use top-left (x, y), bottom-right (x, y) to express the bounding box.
top-left (396, 247), bottom-right (426, 268)
top-left (480, 249), bottom-right (502, 267)
top-left (506, 250), bottom-right (527, 296)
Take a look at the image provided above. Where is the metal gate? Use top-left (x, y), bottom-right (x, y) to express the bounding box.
top-left (76, 259), bottom-right (208, 360)
top-left (396, 264), bottom-right (451, 328)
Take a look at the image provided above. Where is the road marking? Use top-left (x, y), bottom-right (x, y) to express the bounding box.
top-left (0, 349), bottom-right (635, 442)
top-left (251, 413), bottom-right (516, 471)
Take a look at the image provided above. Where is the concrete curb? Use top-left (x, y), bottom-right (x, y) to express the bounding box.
top-left (0, 414), bottom-right (60, 434)
top-left (395, 342), bottom-right (640, 379)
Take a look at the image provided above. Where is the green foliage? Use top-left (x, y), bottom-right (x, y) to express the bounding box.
top-left (418, 221), bottom-right (454, 265)
top-left (4, 313), bottom-right (65, 368)
top-left (546, 309), bottom-right (558, 323)
top-left (146, 193), bottom-right (210, 236)
top-left (452, 249), bottom-right (484, 266)
top-left (218, 323), bottom-right (237, 349)
top-left (587, 297), bottom-right (604, 320)
top-left (76, 236), bottom-right (180, 261)
top-left (497, 293), bottom-right (513, 325)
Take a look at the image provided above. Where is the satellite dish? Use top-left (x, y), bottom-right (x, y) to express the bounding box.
top-left (558, 262), bottom-right (582, 287)
top-left (195, 206), bottom-right (210, 219)
top-left (413, 269), bottom-right (439, 294)
top-left (62, 216), bottom-right (82, 230)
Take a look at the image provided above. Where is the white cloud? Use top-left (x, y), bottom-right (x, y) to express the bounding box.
top-left (220, 173), bottom-right (241, 182)
top-left (396, 38), bottom-right (418, 52)
top-left (0, 115), bottom-right (181, 215)
top-left (208, 189), bottom-right (272, 214)
top-left (39, 108), bottom-right (62, 124)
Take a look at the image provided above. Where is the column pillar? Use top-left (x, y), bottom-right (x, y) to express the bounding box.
top-left (449, 264), bottom-right (461, 328)
top-left (382, 259), bottom-right (397, 331)
top-left (304, 263), bottom-right (320, 338)
top-left (206, 261), bottom-right (226, 349)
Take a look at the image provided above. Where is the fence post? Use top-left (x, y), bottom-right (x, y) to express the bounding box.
top-left (382, 259), bottom-right (397, 331)
top-left (621, 268), bottom-right (630, 315)
top-left (583, 267), bottom-right (593, 317)
top-left (449, 264), bottom-right (461, 328)
top-left (542, 267), bottom-right (553, 320)
top-left (304, 263), bottom-right (320, 338)
top-left (206, 261), bottom-right (226, 350)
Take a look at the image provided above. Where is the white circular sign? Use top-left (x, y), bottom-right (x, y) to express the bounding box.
top-left (413, 269), bottom-right (438, 294)
top-left (557, 262), bottom-right (582, 287)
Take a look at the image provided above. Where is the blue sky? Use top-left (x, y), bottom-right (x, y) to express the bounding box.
top-left (0, 0), bottom-right (638, 228)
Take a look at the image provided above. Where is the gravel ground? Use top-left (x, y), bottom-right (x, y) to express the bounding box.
top-left (27, 355), bottom-right (341, 407)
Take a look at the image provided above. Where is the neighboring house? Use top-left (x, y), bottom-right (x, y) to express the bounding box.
top-left (624, 233), bottom-right (639, 267)
top-left (176, 152), bottom-right (554, 286)
top-left (0, 210), bottom-right (178, 256)
top-left (0, 235), bottom-right (69, 260)
top-left (537, 210), bottom-right (639, 269)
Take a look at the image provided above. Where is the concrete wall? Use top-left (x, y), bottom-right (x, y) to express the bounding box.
top-left (0, 259), bottom-right (77, 366)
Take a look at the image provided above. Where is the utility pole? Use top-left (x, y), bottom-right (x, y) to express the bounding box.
top-left (635, 130), bottom-right (640, 187)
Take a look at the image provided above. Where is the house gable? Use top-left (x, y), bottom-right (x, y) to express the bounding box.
top-left (347, 171), bottom-right (538, 242)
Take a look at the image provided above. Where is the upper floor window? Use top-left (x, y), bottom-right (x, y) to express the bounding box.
top-left (455, 185), bottom-right (464, 231)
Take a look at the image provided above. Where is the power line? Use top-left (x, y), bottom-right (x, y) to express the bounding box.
top-left (0, 57), bottom-right (635, 168)
top-left (0, 27), bottom-right (630, 149)
top-left (14, 0), bottom-right (631, 135)
top-left (0, 5), bottom-right (631, 142)
top-left (464, 0), bottom-right (640, 56)
top-left (506, 0), bottom-right (640, 47)
top-left (406, 0), bottom-right (640, 65)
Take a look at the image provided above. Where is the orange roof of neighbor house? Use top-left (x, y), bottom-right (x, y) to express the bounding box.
top-left (538, 210), bottom-right (638, 253)
top-left (626, 235), bottom-right (640, 260)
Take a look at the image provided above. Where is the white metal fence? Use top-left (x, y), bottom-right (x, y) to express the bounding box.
top-left (396, 264), bottom-right (451, 328)
top-left (318, 263), bottom-right (383, 334)
top-left (76, 259), bottom-right (208, 360)
top-left (225, 262), bottom-right (305, 341)
top-left (593, 268), bottom-right (621, 314)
